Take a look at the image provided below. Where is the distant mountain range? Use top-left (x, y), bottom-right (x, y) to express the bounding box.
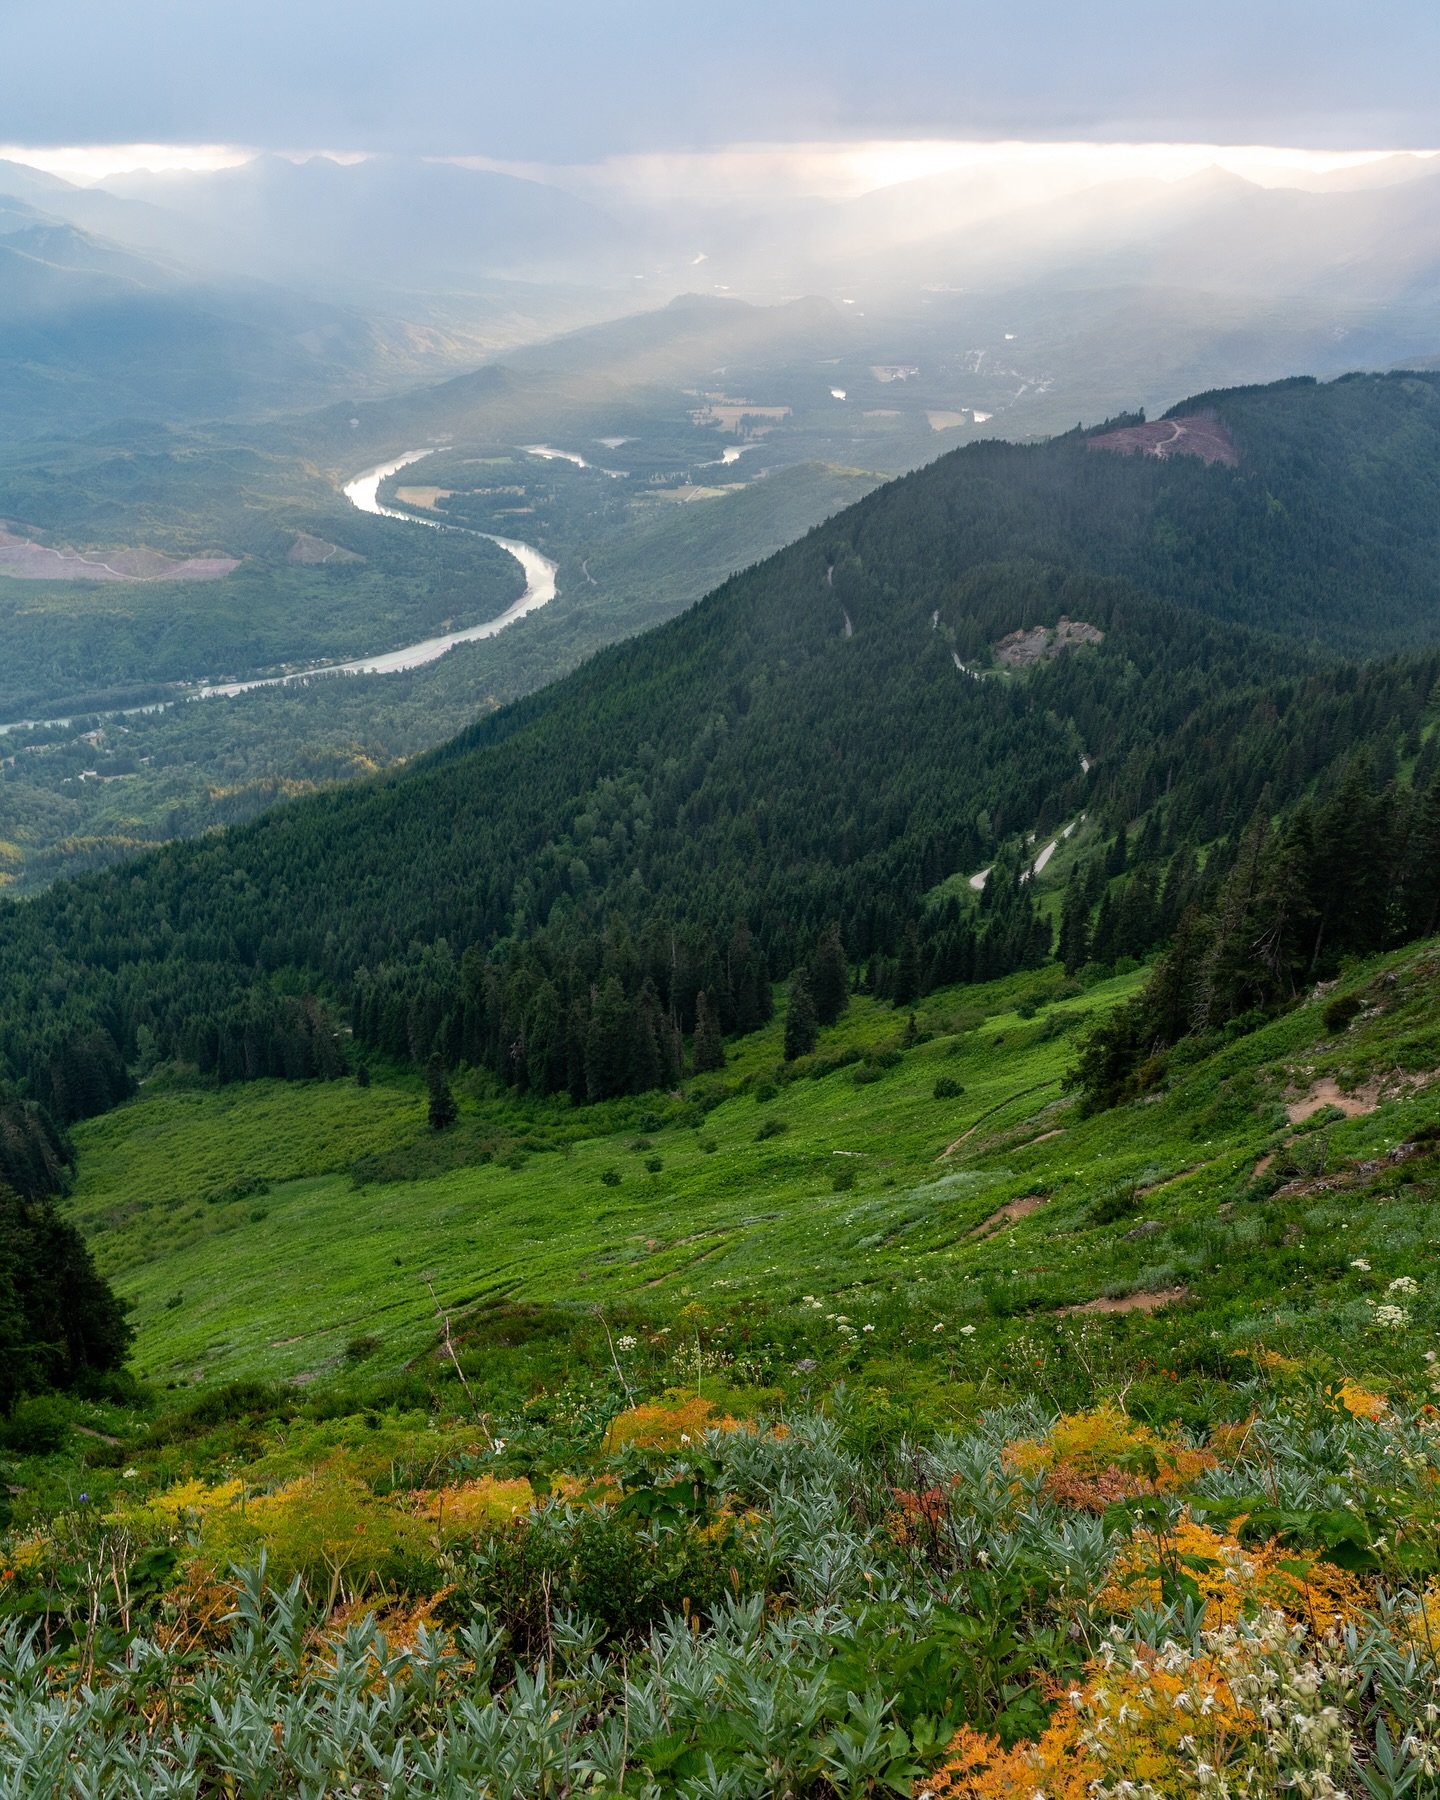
top-left (3, 150), bottom-right (1440, 449)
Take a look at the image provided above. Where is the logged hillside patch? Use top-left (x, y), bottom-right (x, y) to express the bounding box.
top-left (1086, 408), bottom-right (1239, 466)
top-left (993, 616), bottom-right (1103, 667)
top-left (0, 524), bottom-right (239, 583)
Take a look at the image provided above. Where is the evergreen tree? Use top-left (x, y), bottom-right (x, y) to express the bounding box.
top-left (892, 924), bottom-right (922, 1008)
top-left (525, 981), bottom-right (563, 1097)
top-left (1057, 867), bottom-right (1091, 975)
top-left (783, 972), bottom-right (819, 1062)
top-left (426, 1055), bottom-right (458, 1132)
top-left (585, 977), bottom-right (633, 1102)
top-left (0, 1185), bottom-right (132, 1411)
top-left (809, 922), bottom-right (850, 1027)
top-left (691, 990), bottom-right (726, 1073)
top-left (355, 1063), bottom-right (370, 1089)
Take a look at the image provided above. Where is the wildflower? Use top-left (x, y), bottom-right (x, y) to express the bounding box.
top-left (1373, 1304), bottom-right (1411, 1330)
top-left (492, 1438), bottom-right (506, 1454)
top-left (794, 1358), bottom-right (819, 1374)
top-left (1388, 1276), bottom-right (1420, 1296)
top-left (933, 1322), bottom-right (945, 1332)
top-left (1351, 1258), bottom-right (1372, 1271)
top-left (862, 1323), bottom-right (876, 1333)
top-left (960, 1324), bottom-right (977, 1336)
top-left (616, 1334), bottom-right (637, 1351)
top-left (122, 1467), bottom-right (138, 1479)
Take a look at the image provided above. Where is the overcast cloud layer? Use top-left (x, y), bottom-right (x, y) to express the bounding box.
top-left (6, 0), bottom-right (1439, 161)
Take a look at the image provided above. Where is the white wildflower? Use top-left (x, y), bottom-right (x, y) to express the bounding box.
top-left (1350, 1259), bottom-right (1371, 1271)
top-left (122, 1467), bottom-right (139, 1479)
top-left (959, 1324), bottom-right (977, 1336)
top-left (1388, 1276), bottom-right (1420, 1296)
top-left (1373, 1304), bottom-right (1411, 1330)
top-left (616, 1334), bottom-right (637, 1351)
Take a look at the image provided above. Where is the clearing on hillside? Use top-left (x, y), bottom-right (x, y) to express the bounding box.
top-left (0, 525), bottom-right (239, 583)
top-left (1086, 409), bottom-right (1239, 467)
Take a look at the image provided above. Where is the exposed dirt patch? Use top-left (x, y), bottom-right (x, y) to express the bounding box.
top-left (0, 524), bottom-right (238, 583)
top-left (1027, 1128), bottom-right (1065, 1146)
top-left (969, 1194), bottom-right (1046, 1238)
top-left (1086, 409), bottom-right (1239, 467)
top-left (287, 531), bottom-right (363, 566)
top-left (1059, 1286), bottom-right (1189, 1317)
top-left (1287, 1078), bottom-right (1381, 1125)
top-left (994, 616), bottom-right (1104, 668)
top-left (1252, 1153), bottom-right (1275, 1179)
top-left (1286, 1068), bottom-right (1439, 1125)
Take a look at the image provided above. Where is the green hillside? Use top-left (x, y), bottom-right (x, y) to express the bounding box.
top-left (0, 373), bottom-right (1438, 1164)
top-left (59, 940), bottom-right (1440, 1396)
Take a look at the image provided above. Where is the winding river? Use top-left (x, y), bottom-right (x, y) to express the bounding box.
top-left (0, 452), bottom-right (558, 732)
top-left (194, 450), bottom-right (558, 698)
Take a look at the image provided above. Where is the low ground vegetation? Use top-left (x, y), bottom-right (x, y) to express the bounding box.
top-left (4, 941), bottom-right (1440, 1791)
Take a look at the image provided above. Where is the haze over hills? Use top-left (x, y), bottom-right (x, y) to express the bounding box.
top-left (6, 147), bottom-right (1440, 450)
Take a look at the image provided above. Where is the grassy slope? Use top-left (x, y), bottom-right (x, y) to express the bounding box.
top-left (68, 939), bottom-right (1440, 1396)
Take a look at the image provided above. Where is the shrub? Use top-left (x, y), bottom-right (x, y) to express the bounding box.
top-left (2, 1393), bottom-right (70, 1455)
top-left (204, 1176), bottom-right (271, 1206)
top-left (1004, 1402), bottom-right (1216, 1511)
top-left (599, 1167), bottom-right (622, 1187)
top-left (832, 1165), bottom-right (857, 1192)
top-left (1089, 1184), bottom-right (1140, 1225)
top-left (644, 1155), bottom-right (663, 1173)
top-left (450, 1504), bottom-right (760, 1662)
top-left (755, 1117), bottom-right (789, 1141)
top-left (933, 1076), bottom-right (965, 1100)
top-left (144, 1379), bottom-right (292, 1445)
top-left (1323, 992), bottom-right (1364, 1033)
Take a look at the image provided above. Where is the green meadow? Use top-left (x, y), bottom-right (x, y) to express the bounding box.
top-left (68, 940), bottom-right (1440, 1401)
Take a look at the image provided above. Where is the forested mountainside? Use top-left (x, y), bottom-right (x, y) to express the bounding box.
top-left (0, 372), bottom-right (1437, 1163)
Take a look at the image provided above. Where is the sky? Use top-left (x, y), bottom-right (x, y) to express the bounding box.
top-left (3, 0), bottom-right (1438, 173)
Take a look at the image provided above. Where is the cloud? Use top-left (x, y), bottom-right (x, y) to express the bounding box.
top-left (4, 0), bottom-right (1438, 160)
